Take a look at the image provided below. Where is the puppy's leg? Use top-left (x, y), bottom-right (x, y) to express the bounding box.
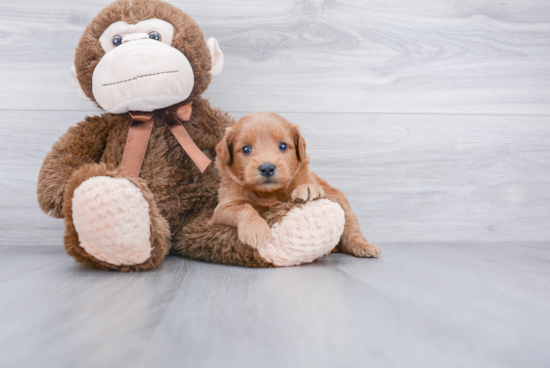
top-left (238, 211), bottom-right (272, 249)
top-left (211, 202), bottom-right (271, 249)
top-left (317, 177), bottom-right (381, 258)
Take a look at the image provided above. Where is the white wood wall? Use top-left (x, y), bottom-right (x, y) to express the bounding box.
top-left (1, 0), bottom-right (549, 246)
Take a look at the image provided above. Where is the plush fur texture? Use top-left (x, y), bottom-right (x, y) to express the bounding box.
top-left (37, 0), bottom-right (349, 271)
top-left (213, 112), bottom-right (381, 258)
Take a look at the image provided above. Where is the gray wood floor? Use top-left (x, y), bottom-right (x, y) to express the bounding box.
top-left (1, 0), bottom-right (550, 367)
top-left (1, 243), bottom-right (549, 368)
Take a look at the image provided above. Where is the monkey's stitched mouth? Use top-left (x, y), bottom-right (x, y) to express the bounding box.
top-left (101, 70), bottom-right (179, 87)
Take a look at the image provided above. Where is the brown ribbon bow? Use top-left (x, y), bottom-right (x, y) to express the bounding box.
top-left (120, 101), bottom-right (212, 177)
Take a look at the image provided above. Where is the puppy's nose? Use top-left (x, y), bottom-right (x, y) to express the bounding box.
top-left (259, 163), bottom-right (276, 177)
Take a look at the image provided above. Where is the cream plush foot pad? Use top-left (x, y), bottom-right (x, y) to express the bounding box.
top-left (72, 176), bottom-right (152, 266)
top-left (257, 199), bottom-right (345, 267)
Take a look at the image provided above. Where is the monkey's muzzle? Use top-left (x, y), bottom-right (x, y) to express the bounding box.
top-left (92, 38), bottom-right (194, 114)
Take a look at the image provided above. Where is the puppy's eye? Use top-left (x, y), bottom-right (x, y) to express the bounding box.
top-left (242, 145), bottom-right (252, 155)
top-left (278, 142), bottom-right (288, 152)
top-left (112, 35), bottom-right (123, 47)
top-left (149, 31), bottom-right (161, 41)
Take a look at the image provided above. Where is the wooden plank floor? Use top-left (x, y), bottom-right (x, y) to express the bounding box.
top-left (1, 243), bottom-right (549, 368)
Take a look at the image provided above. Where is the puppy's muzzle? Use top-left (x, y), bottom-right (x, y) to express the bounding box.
top-left (259, 163), bottom-right (276, 177)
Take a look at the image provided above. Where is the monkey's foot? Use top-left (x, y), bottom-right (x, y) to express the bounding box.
top-left (257, 199), bottom-right (345, 266)
top-left (72, 176), bottom-right (152, 266)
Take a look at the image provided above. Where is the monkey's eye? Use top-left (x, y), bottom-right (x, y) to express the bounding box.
top-left (112, 35), bottom-right (123, 47)
top-left (278, 142), bottom-right (288, 152)
top-left (149, 31), bottom-right (161, 41)
top-left (242, 145), bottom-right (252, 155)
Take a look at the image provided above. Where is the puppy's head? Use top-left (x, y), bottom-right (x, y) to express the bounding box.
top-left (216, 112), bottom-right (307, 193)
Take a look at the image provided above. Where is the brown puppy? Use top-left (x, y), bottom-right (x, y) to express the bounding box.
top-left (212, 112), bottom-right (381, 258)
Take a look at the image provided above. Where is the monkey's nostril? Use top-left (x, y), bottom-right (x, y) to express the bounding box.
top-left (259, 163), bottom-right (276, 177)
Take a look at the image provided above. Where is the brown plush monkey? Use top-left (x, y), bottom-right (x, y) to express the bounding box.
top-left (37, 0), bottom-right (347, 271)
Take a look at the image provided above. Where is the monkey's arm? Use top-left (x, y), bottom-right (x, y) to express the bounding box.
top-left (37, 115), bottom-right (113, 218)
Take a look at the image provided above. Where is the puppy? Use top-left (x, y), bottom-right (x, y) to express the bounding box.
top-left (212, 112), bottom-right (381, 258)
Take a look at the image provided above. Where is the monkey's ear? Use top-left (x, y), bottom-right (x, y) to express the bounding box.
top-left (215, 127), bottom-right (235, 167)
top-left (70, 65), bottom-right (91, 101)
top-left (291, 124), bottom-right (307, 162)
top-left (206, 38), bottom-right (224, 77)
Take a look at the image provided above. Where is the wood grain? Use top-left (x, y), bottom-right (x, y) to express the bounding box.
top-left (0, 0), bottom-right (549, 114)
top-left (0, 243), bottom-right (548, 367)
top-left (2, 110), bottom-right (549, 245)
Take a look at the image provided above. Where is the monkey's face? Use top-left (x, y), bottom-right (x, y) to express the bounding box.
top-left (72, 0), bottom-right (223, 114)
top-left (92, 19), bottom-right (194, 113)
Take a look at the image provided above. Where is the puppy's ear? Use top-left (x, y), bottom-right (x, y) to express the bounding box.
top-left (290, 124), bottom-right (306, 162)
top-left (216, 127), bottom-right (235, 166)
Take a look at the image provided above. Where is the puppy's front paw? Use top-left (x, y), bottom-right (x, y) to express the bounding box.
top-left (346, 238), bottom-right (381, 258)
top-left (238, 216), bottom-right (271, 249)
top-left (291, 184), bottom-right (325, 201)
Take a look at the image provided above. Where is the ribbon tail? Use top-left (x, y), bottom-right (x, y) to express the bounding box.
top-left (166, 121), bottom-right (212, 173)
top-left (120, 117), bottom-right (155, 177)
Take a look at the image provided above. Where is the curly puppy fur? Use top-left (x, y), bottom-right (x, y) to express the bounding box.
top-left (213, 112), bottom-right (381, 257)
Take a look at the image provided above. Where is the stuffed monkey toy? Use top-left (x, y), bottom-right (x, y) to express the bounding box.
top-left (37, 0), bottom-right (348, 271)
